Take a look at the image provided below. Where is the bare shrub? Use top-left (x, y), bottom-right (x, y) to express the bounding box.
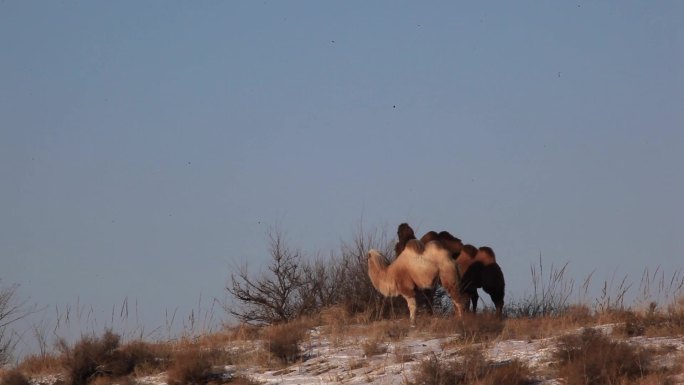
top-left (328, 225), bottom-right (398, 319)
top-left (118, 340), bottom-right (171, 376)
top-left (478, 360), bottom-right (535, 385)
top-left (58, 330), bottom-right (124, 385)
top-left (361, 338), bottom-right (387, 357)
top-left (262, 320), bottom-right (309, 364)
top-left (614, 304), bottom-right (684, 338)
top-left (225, 223), bottom-right (399, 324)
top-left (0, 369), bottom-right (30, 385)
top-left (407, 348), bottom-right (534, 385)
top-left (58, 330), bottom-right (170, 385)
top-left (554, 328), bottom-right (655, 385)
top-left (408, 353), bottom-right (462, 385)
top-left (1, 282), bottom-right (36, 365)
top-left (166, 348), bottom-right (214, 385)
top-left (17, 353), bottom-right (61, 375)
top-left (226, 227), bottom-right (317, 325)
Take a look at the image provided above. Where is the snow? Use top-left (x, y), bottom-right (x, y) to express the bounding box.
top-left (24, 323), bottom-right (684, 385)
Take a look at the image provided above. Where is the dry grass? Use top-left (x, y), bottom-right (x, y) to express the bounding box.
top-left (227, 376), bottom-right (262, 385)
top-left (458, 313), bottom-right (506, 343)
top-left (118, 340), bottom-right (171, 376)
top-left (0, 369), bottom-right (30, 385)
top-left (261, 319), bottom-right (312, 365)
top-left (16, 353), bottom-right (62, 375)
top-left (361, 338), bottom-right (387, 357)
top-left (348, 319), bottom-right (411, 341)
top-left (393, 345), bottom-right (413, 363)
top-left (415, 316), bottom-right (463, 338)
top-left (554, 328), bottom-right (658, 385)
top-left (610, 304), bottom-right (684, 338)
top-left (501, 314), bottom-right (592, 341)
top-left (406, 347), bottom-right (534, 385)
top-left (55, 330), bottom-right (175, 385)
top-left (88, 376), bottom-right (136, 385)
top-left (58, 330), bottom-right (126, 385)
top-left (11, 289), bottom-right (684, 384)
top-left (166, 348), bottom-right (216, 385)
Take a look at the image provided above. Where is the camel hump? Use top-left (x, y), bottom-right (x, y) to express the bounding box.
top-left (419, 231), bottom-right (439, 244)
top-left (438, 231), bottom-right (461, 243)
top-left (477, 246), bottom-right (497, 264)
top-left (404, 239), bottom-right (425, 254)
top-left (461, 244), bottom-right (478, 259)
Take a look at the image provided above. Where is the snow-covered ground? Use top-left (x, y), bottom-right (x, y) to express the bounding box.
top-left (150, 323), bottom-right (684, 385)
top-left (26, 323), bottom-right (684, 385)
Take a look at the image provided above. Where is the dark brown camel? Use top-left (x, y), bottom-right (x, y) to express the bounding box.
top-left (455, 244), bottom-right (506, 318)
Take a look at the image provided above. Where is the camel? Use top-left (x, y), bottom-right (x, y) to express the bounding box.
top-left (456, 245), bottom-right (506, 318)
top-left (395, 223), bottom-right (506, 318)
top-left (367, 239), bottom-right (464, 324)
top-left (394, 224), bottom-right (464, 314)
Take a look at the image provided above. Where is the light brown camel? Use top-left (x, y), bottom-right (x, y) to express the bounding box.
top-left (367, 239), bottom-right (464, 324)
top-left (394, 223), bottom-right (464, 314)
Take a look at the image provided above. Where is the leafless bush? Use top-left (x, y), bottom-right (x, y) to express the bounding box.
top-left (1, 281), bottom-right (36, 365)
top-left (57, 330), bottom-right (169, 385)
top-left (262, 320), bottom-right (310, 364)
top-left (361, 338), bottom-right (387, 357)
top-left (225, 227), bottom-right (321, 324)
top-left (58, 330), bottom-right (123, 385)
top-left (407, 348), bottom-right (534, 385)
top-left (329, 224), bottom-right (400, 319)
top-left (0, 369), bottom-right (30, 385)
top-left (225, 223), bottom-right (397, 324)
top-left (166, 348), bottom-right (214, 385)
top-left (554, 328), bottom-right (655, 385)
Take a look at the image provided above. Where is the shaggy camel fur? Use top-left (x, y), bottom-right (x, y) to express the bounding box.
top-left (368, 239), bottom-right (464, 324)
top-left (394, 224), bottom-right (464, 314)
top-left (456, 245), bottom-right (506, 318)
top-left (394, 224), bottom-right (464, 259)
top-left (419, 230), bottom-right (464, 258)
top-left (394, 224), bottom-right (506, 318)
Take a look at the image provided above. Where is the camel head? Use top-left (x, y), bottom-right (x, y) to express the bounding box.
top-left (395, 223), bottom-right (417, 256)
top-left (476, 246), bottom-right (497, 265)
top-left (397, 223), bottom-right (416, 241)
top-left (455, 244), bottom-right (478, 271)
top-left (367, 249), bottom-right (382, 262)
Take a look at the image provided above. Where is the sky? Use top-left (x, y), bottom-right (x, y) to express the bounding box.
top-left (1, 1), bottom-right (683, 351)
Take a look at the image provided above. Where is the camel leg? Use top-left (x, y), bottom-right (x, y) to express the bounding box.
top-left (415, 288), bottom-right (434, 315)
top-left (495, 301), bottom-right (504, 319)
top-left (470, 291), bottom-right (479, 313)
top-left (403, 295), bottom-right (417, 325)
top-left (452, 299), bottom-right (463, 318)
top-left (424, 288), bottom-right (435, 315)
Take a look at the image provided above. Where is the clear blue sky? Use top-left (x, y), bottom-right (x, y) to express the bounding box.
top-left (2, 1), bottom-right (682, 347)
